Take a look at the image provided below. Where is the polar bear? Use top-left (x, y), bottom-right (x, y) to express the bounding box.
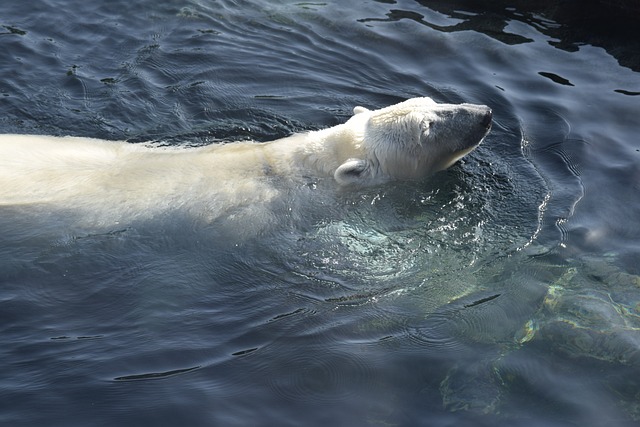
top-left (0, 97), bottom-right (491, 230)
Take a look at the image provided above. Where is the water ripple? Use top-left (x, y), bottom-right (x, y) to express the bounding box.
top-left (266, 344), bottom-right (374, 402)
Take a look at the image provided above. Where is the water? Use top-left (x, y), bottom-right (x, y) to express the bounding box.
top-left (1, 1), bottom-right (639, 426)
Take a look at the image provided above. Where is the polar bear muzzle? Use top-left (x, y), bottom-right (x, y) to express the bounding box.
top-left (423, 103), bottom-right (492, 173)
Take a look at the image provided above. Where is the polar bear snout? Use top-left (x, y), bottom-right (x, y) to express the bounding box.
top-left (458, 104), bottom-right (492, 136)
top-left (428, 103), bottom-right (492, 150)
top-left (481, 107), bottom-right (493, 129)
top-left (460, 104), bottom-right (492, 147)
top-left (411, 102), bottom-right (493, 175)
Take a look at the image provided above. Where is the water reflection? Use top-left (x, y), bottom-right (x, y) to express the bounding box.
top-left (362, 0), bottom-right (640, 73)
top-left (1, 0), bottom-right (640, 425)
top-left (414, 0), bottom-right (640, 71)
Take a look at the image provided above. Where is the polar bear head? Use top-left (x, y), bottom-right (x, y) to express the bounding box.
top-left (333, 97), bottom-right (492, 185)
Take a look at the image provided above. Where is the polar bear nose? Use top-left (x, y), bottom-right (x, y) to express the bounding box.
top-left (481, 108), bottom-right (493, 129)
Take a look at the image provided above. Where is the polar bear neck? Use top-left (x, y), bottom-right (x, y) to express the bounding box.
top-left (263, 122), bottom-right (365, 178)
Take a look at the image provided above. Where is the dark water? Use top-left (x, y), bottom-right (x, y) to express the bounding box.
top-left (1, 1), bottom-right (640, 426)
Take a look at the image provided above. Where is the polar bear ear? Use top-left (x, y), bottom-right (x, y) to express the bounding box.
top-left (334, 159), bottom-right (369, 186)
top-left (353, 106), bottom-right (370, 115)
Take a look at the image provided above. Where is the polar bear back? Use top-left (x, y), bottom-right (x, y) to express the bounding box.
top-left (0, 135), bottom-right (282, 221)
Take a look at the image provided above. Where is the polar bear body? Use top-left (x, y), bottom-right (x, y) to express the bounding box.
top-left (0, 97), bottom-right (491, 229)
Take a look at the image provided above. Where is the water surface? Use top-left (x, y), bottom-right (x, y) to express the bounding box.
top-left (1, 1), bottom-right (639, 426)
